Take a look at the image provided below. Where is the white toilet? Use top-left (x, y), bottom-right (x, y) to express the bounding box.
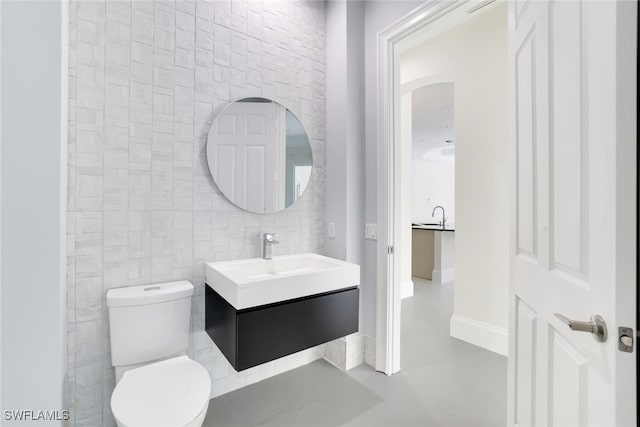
top-left (106, 281), bottom-right (211, 427)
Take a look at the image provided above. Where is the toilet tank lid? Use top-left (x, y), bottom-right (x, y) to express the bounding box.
top-left (107, 281), bottom-right (194, 308)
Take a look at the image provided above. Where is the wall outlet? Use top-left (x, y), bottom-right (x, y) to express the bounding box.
top-left (327, 222), bottom-right (335, 238)
top-left (365, 223), bottom-right (377, 240)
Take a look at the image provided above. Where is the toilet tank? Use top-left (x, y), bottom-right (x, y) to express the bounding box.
top-left (107, 281), bottom-right (194, 367)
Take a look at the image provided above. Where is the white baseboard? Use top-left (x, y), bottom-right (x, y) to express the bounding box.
top-left (450, 314), bottom-right (508, 356)
top-left (432, 267), bottom-right (455, 283)
top-left (401, 279), bottom-right (414, 299)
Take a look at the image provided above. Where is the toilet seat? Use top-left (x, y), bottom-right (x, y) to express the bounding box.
top-left (111, 356), bottom-right (211, 427)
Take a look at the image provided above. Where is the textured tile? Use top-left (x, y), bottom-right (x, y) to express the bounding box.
top-left (67, 0), bottom-right (327, 424)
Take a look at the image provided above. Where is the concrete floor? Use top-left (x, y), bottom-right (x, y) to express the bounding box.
top-left (203, 278), bottom-right (507, 427)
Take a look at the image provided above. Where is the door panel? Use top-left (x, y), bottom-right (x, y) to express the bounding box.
top-left (515, 28), bottom-right (537, 260)
top-left (549, 0), bottom-right (587, 277)
top-left (246, 145), bottom-right (266, 212)
top-left (508, 1), bottom-right (636, 426)
top-left (515, 298), bottom-right (537, 427)
top-left (215, 144), bottom-right (236, 198)
top-left (548, 327), bottom-right (587, 427)
top-left (208, 102), bottom-right (278, 212)
top-left (514, 0), bottom-right (530, 26)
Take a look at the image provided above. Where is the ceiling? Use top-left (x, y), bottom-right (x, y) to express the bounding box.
top-left (411, 82), bottom-right (455, 161)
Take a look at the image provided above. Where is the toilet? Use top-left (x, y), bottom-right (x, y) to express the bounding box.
top-left (107, 281), bottom-right (211, 427)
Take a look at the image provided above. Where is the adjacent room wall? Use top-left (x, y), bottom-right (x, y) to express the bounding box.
top-left (412, 158), bottom-right (455, 223)
top-left (1, 1), bottom-right (68, 424)
top-left (400, 93), bottom-right (413, 298)
top-left (66, 1), bottom-right (327, 424)
top-left (401, 3), bottom-right (509, 354)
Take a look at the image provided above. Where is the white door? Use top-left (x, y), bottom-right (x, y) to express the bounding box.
top-left (508, 1), bottom-right (636, 426)
top-left (208, 102), bottom-right (279, 212)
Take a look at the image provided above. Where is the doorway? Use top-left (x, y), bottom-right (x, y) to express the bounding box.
top-left (376, 1), bottom-right (637, 425)
top-left (375, 0), bottom-right (510, 374)
top-left (407, 81), bottom-right (456, 289)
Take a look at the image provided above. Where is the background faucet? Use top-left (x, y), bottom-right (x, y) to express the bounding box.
top-left (432, 205), bottom-right (447, 228)
top-left (262, 233), bottom-right (279, 259)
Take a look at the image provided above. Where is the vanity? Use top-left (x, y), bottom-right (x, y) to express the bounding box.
top-left (204, 99), bottom-right (360, 371)
top-left (412, 223), bottom-right (455, 283)
top-left (205, 253), bottom-right (360, 371)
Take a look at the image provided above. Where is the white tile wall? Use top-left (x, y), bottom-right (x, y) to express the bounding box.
top-left (324, 333), bottom-right (365, 372)
top-left (345, 333), bottom-right (365, 370)
top-left (67, 1), bottom-right (326, 425)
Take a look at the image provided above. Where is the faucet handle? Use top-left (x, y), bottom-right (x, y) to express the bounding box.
top-left (263, 232), bottom-right (279, 243)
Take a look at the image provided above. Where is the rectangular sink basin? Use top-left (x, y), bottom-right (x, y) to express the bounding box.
top-left (205, 253), bottom-right (360, 310)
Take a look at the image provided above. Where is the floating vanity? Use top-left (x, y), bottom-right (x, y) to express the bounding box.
top-left (411, 223), bottom-right (455, 283)
top-left (205, 253), bottom-right (360, 371)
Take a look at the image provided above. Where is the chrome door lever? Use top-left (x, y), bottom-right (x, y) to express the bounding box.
top-left (554, 313), bottom-right (608, 342)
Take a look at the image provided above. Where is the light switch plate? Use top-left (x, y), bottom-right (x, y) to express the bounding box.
top-left (365, 223), bottom-right (377, 240)
top-left (328, 222), bottom-right (335, 238)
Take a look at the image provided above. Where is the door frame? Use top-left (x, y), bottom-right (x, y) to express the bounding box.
top-left (375, 0), bottom-right (463, 374)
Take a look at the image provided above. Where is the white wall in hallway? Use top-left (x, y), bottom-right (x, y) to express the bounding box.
top-left (412, 158), bottom-right (455, 224)
top-left (401, 3), bottom-right (509, 354)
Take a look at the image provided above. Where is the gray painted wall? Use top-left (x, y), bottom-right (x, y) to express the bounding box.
top-left (361, 0), bottom-right (425, 336)
top-left (326, 0), bottom-right (348, 261)
top-left (326, 0), bottom-right (365, 331)
top-left (1, 1), bottom-right (67, 424)
top-left (325, 0), bottom-right (364, 265)
top-left (325, 0), bottom-right (424, 341)
top-left (345, 1), bottom-right (365, 267)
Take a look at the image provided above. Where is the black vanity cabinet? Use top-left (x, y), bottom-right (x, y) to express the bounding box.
top-left (205, 285), bottom-right (359, 371)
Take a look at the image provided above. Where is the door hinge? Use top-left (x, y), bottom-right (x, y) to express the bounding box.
top-left (387, 246), bottom-right (394, 254)
top-left (618, 326), bottom-right (634, 353)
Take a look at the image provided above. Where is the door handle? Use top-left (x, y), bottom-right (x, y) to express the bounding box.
top-left (554, 313), bottom-right (608, 342)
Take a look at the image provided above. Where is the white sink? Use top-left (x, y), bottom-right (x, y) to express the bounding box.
top-left (205, 253), bottom-right (360, 310)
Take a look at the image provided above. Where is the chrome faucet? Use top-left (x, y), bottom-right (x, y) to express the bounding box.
top-left (262, 233), bottom-right (279, 260)
top-left (432, 205), bottom-right (447, 228)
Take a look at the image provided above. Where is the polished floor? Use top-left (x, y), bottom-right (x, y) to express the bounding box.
top-left (203, 278), bottom-right (507, 427)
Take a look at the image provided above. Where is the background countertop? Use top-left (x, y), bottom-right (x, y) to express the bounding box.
top-left (412, 223), bottom-right (456, 232)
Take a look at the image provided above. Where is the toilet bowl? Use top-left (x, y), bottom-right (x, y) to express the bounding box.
top-left (107, 281), bottom-right (211, 427)
top-left (111, 356), bottom-right (211, 427)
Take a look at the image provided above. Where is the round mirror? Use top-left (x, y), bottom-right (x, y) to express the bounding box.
top-left (206, 98), bottom-right (313, 214)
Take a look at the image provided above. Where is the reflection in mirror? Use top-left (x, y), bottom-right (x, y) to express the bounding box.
top-left (206, 98), bottom-right (313, 214)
